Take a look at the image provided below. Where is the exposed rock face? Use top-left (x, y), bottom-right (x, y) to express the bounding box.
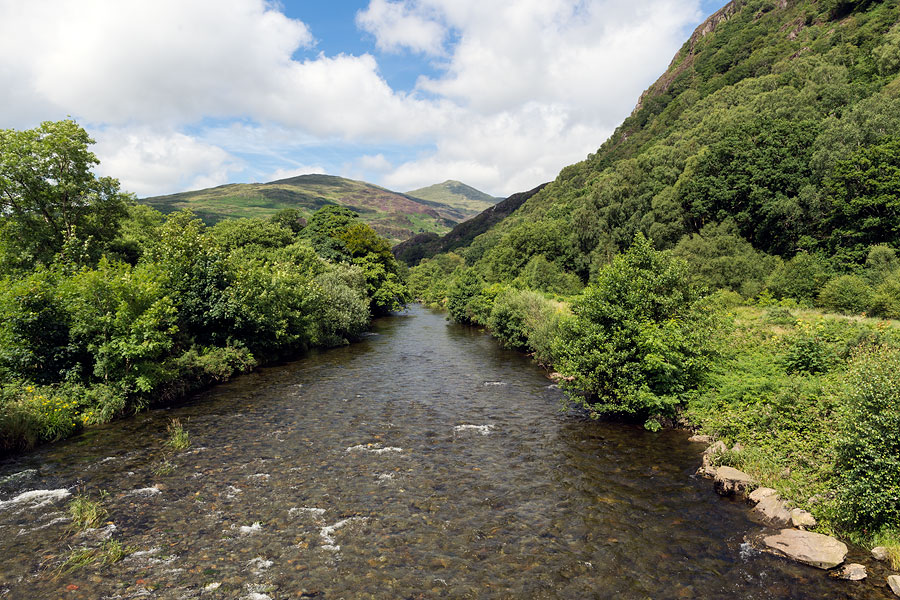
top-left (753, 494), bottom-right (792, 527)
top-left (762, 529), bottom-right (847, 569)
top-left (748, 487), bottom-right (778, 503)
top-left (790, 508), bottom-right (817, 529)
top-left (873, 546), bottom-right (890, 561)
top-left (713, 466), bottom-right (756, 497)
top-left (889, 575), bottom-right (900, 597)
top-left (688, 434), bottom-right (712, 443)
top-left (831, 563), bottom-right (867, 581)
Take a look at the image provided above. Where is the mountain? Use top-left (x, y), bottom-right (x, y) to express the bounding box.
top-left (410, 0), bottom-right (900, 279)
top-left (140, 174), bottom-right (472, 244)
top-left (394, 183), bottom-right (547, 265)
top-left (405, 180), bottom-right (502, 216)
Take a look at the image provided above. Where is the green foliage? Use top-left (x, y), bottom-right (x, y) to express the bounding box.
top-left (0, 120), bottom-right (128, 270)
top-left (68, 494), bottom-right (107, 530)
top-left (0, 270), bottom-right (79, 383)
top-left (61, 258), bottom-right (177, 394)
top-left (869, 273), bottom-right (900, 318)
top-left (826, 138), bottom-right (900, 258)
top-left (554, 235), bottom-right (719, 420)
top-left (817, 274), bottom-right (873, 314)
top-left (0, 123), bottom-right (405, 455)
top-left (672, 221), bottom-right (776, 297)
top-left (766, 252), bottom-right (831, 303)
top-left (166, 418), bottom-right (190, 451)
top-left (834, 345), bottom-right (900, 533)
top-left (515, 254), bottom-right (583, 295)
top-left (865, 244), bottom-right (899, 280)
top-left (447, 268), bottom-right (484, 325)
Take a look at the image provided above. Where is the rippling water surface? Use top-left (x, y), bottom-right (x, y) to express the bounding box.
top-left (0, 305), bottom-right (890, 599)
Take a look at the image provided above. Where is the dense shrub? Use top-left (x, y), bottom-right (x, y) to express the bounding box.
top-left (553, 234), bottom-right (719, 423)
top-left (869, 273), bottom-right (900, 318)
top-left (817, 274), bottom-right (873, 314)
top-left (766, 252), bottom-right (831, 303)
top-left (834, 345), bottom-right (900, 533)
top-left (447, 268), bottom-right (484, 324)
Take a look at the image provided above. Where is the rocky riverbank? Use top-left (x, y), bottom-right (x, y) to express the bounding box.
top-left (692, 436), bottom-right (900, 597)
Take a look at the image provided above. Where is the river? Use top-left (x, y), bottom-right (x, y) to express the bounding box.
top-left (0, 305), bottom-right (888, 599)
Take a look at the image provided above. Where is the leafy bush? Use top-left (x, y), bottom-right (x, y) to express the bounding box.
top-left (869, 273), bottom-right (900, 318)
top-left (817, 274), bottom-right (873, 314)
top-left (553, 234), bottom-right (719, 422)
top-left (447, 268), bottom-right (484, 324)
top-left (766, 252), bottom-right (831, 303)
top-left (834, 345), bottom-right (900, 533)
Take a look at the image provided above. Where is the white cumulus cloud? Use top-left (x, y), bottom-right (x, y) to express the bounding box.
top-left (0, 0), bottom-right (709, 198)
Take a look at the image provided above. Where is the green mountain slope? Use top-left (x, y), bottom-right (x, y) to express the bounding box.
top-left (405, 180), bottom-right (502, 215)
top-left (140, 174), bottom-right (470, 244)
top-left (417, 0), bottom-right (900, 282)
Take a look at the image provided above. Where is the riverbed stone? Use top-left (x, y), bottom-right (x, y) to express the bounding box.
top-left (761, 529), bottom-right (847, 569)
top-left (688, 434), bottom-right (712, 443)
top-left (698, 441), bottom-right (728, 477)
top-left (748, 487), bottom-right (777, 504)
top-left (831, 563), bottom-right (866, 581)
top-left (713, 466), bottom-right (756, 497)
top-left (790, 508), bottom-right (817, 529)
top-left (873, 546), bottom-right (890, 561)
top-left (889, 575), bottom-right (900, 597)
top-left (752, 494), bottom-right (792, 527)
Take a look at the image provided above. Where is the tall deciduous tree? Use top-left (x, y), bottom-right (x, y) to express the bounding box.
top-left (0, 120), bottom-right (128, 269)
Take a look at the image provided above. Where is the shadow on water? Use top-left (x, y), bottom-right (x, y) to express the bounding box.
top-left (0, 305), bottom-right (891, 599)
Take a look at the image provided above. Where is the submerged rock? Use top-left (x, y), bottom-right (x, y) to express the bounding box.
top-left (752, 494), bottom-right (792, 527)
top-left (889, 575), bottom-right (900, 597)
top-left (761, 529), bottom-right (847, 569)
top-left (713, 466), bottom-right (756, 497)
top-left (831, 563), bottom-right (866, 581)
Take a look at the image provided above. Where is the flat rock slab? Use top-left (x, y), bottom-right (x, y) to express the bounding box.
top-left (714, 466), bottom-right (756, 497)
top-left (762, 529), bottom-right (847, 569)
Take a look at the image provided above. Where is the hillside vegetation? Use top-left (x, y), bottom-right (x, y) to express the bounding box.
top-left (409, 0), bottom-right (900, 552)
top-left (405, 180), bottom-right (501, 215)
top-left (142, 174), bottom-right (471, 244)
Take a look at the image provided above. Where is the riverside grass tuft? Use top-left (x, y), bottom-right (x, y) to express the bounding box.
top-left (166, 418), bottom-right (190, 451)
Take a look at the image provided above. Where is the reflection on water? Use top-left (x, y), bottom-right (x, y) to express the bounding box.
top-left (0, 305), bottom-right (888, 599)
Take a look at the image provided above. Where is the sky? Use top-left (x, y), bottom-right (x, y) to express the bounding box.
top-left (0, 0), bottom-right (728, 198)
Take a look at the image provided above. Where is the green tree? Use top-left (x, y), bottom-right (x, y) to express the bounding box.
top-left (554, 234), bottom-right (718, 425)
top-left (826, 138), bottom-right (900, 258)
top-left (0, 120), bottom-right (129, 269)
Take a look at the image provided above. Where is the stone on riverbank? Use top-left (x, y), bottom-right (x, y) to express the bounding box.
top-left (790, 508), bottom-right (816, 529)
top-left (713, 466), bottom-right (756, 497)
top-left (753, 494), bottom-right (792, 527)
top-left (873, 547), bottom-right (890, 561)
top-left (889, 575), bottom-right (900, 597)
top-left (762, 529), bottom-right (847, 569)
top-left (688, 434), bottom-right (712, 443)
top-left (831, 563), bottom-right (866, 581)
top-left (748, 487), bottom-right (777, 504)
top-left (698, 441), bottom-right (728, 477)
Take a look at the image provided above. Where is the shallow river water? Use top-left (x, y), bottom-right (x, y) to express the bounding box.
top-left (0, 305), bottom-right (891, 599)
